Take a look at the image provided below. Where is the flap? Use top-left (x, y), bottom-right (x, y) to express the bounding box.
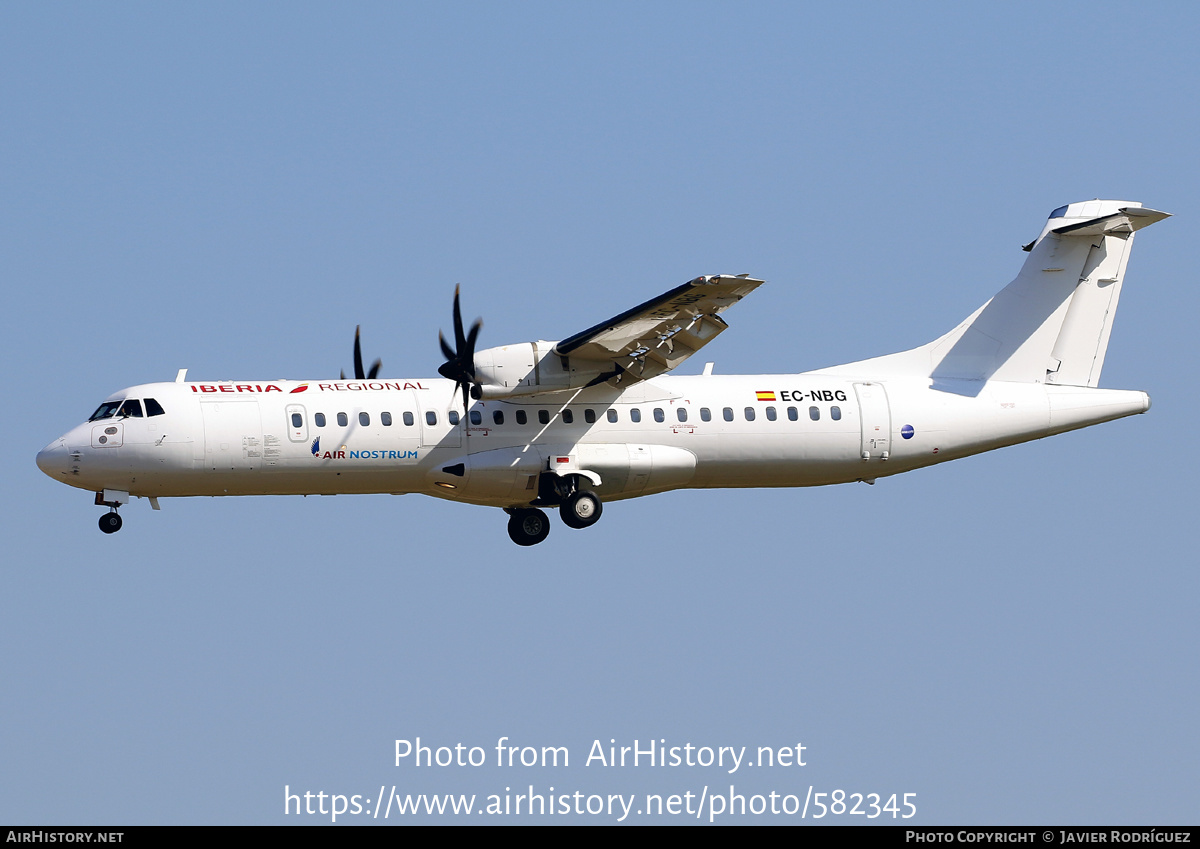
top-left (554, 274), bottom-right (763, 381)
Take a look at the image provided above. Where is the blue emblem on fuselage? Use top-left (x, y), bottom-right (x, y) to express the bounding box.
top-left (901, 424), bottom-right (915, 439)
top-left (311, 436), bottom-right (320, 456)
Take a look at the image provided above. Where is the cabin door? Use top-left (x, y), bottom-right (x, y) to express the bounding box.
top-left (853, 383), bottom-right (891, 461)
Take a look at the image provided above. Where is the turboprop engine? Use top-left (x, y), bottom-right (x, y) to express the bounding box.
top-left (471, 342), bottom-right (617, 400)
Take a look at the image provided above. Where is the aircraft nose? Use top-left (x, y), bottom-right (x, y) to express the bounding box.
top-left (36, 439), bottom-right (70, 479)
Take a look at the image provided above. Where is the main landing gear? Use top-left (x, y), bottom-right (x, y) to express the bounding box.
top-left (504, 474), bottom-right (605, 546)
top-left (560, 490), bottom-right (602, 529)
top-left (507, 508), bottom-right (551, 547)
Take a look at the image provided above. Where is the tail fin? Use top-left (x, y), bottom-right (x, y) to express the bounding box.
top-left (1039, 203), bottom-right (1169, 386)
top-left (828, 201), bottom-right (1169, 387)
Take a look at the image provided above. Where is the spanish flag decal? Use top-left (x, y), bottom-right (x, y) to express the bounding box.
top-left (755, 391), bottom-right (776, 402)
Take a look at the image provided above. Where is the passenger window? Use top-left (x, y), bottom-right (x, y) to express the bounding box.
top-left (118, 400), bottom-right (143, 418)
top-left (516, 410), bottom-right (528, 425)
top-left (538, 410), bottom-right (550, 425)
top-left (630, 408), bottom-right (641, 423)
top-left (381, 412), bottom-right (392, 426)
top-left (562, 409), bottom-right (574, 424)
top-left (470, 410), bottom-right (482, 425)
top-left (448, 410), bottom-right (460, 425)
top-left (584, 409), bottom-right (596, 424)
top-left (809, 406), bottom-right (820, 421)
top-left (677, 408), bottom-right (687, 422)
top-left (787, 406), bottom-right (798, 421)
top-left (766, 406), bottom-right (777, 421)
top-left (493, 410), bottom-right (504, 425)
top-left (403, 411), bottom-right (414, 426)
top-left (831, 406), bottom-right (842, 421)
top-left (315, 412), bottom-right (326, 427)
top-left (426, 411), bottom-right (437, 426)
top-left (723, 407), bottom-right (734, 422)
top-left (291, 413), bottom-right (303, 428)
top-left (144, 398), bottom-right (166, 417)
top-left (607, 409), bottom-right (618, 423)
top-left (744, 407), bottom-right (756, 421)
top-left (359, 412), bottom-right (370, 426)
top-left (653, 408), bottom-right (664, 422)
top-left (337, 412), bottom-right (348, 427)
top-left (700, 407), bottom-right (711, 422)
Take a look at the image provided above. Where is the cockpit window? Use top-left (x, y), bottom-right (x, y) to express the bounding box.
top-left (88, 400), bottom-right (123, 421)
top-left (144, 398), bottom-right (166, 417)
top-left (118, 399), bottom-right (144, 418)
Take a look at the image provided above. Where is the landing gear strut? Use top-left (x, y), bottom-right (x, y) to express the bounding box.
top-left (507, 508), bottom-right (550, 546)
top-left (98, 510), bottom-right (122, 534)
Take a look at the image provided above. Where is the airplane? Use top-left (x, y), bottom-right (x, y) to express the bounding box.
top-left (37, 199), bottom-right (1169, 546)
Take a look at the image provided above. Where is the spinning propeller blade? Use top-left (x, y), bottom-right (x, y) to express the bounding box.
top-left (437, 286), bottom-right (482, 411)
top-left (342, 325), bottom-right (381, 380)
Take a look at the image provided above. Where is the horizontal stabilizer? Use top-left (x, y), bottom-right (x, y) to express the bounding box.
top-left (1052, 206), bottom-right (1170, 238)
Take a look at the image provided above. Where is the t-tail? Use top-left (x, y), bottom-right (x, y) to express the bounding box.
top-left (828, 200), bottom-right (1170, 390)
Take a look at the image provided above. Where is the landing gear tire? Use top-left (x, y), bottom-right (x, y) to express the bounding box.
top-left (560, 490), bottom-right (602, 529)
top-left (507, 508), bottom-right (550, 546)
top-left (99, 512), bottom-right (122, 534)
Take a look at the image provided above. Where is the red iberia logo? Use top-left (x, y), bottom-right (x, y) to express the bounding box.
top-left (755, 391), bottom-right (776, 402)
top-left (290, 383), bottom-right (309, 393)
top-left (190, 384), bottom-right (284, 393)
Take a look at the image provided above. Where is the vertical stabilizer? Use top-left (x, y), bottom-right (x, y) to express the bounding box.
top-left (825, 201), bottom-right (1168, 387)
top-left (1041, 206), bottom-right (1164, 387)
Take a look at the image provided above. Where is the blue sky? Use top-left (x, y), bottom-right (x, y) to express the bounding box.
top-left (4, 2), bottom-right (1197, 824)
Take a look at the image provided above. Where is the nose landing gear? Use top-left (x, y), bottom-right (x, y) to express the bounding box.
top-left (94, 490), bottom-right (129, 534)
top-left (99, 510), bottom-right (122, 534)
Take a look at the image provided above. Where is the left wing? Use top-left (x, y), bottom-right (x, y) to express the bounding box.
top-left (554, 274), bottom-right (764, 381)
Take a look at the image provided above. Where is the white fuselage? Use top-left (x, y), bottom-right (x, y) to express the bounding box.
top-left (34, 200), bottom-right (1167, 544)
top-left (37, 371), bottom-right (1150, 508)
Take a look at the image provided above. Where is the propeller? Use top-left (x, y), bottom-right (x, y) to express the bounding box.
top-left (437, 285), bottom-right (482, 411)
top-left (341, 325), bottom-right (382, 380)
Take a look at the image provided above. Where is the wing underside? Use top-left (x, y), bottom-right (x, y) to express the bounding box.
top-left (555, 274), bottom-right (763, 382)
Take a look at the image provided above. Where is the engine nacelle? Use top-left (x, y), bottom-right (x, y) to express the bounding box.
top-left (472, 341), bottom-right (615, 400)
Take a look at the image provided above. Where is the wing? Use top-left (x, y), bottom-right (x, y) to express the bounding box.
top-left (554, 274), bottom-right (764, 381)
